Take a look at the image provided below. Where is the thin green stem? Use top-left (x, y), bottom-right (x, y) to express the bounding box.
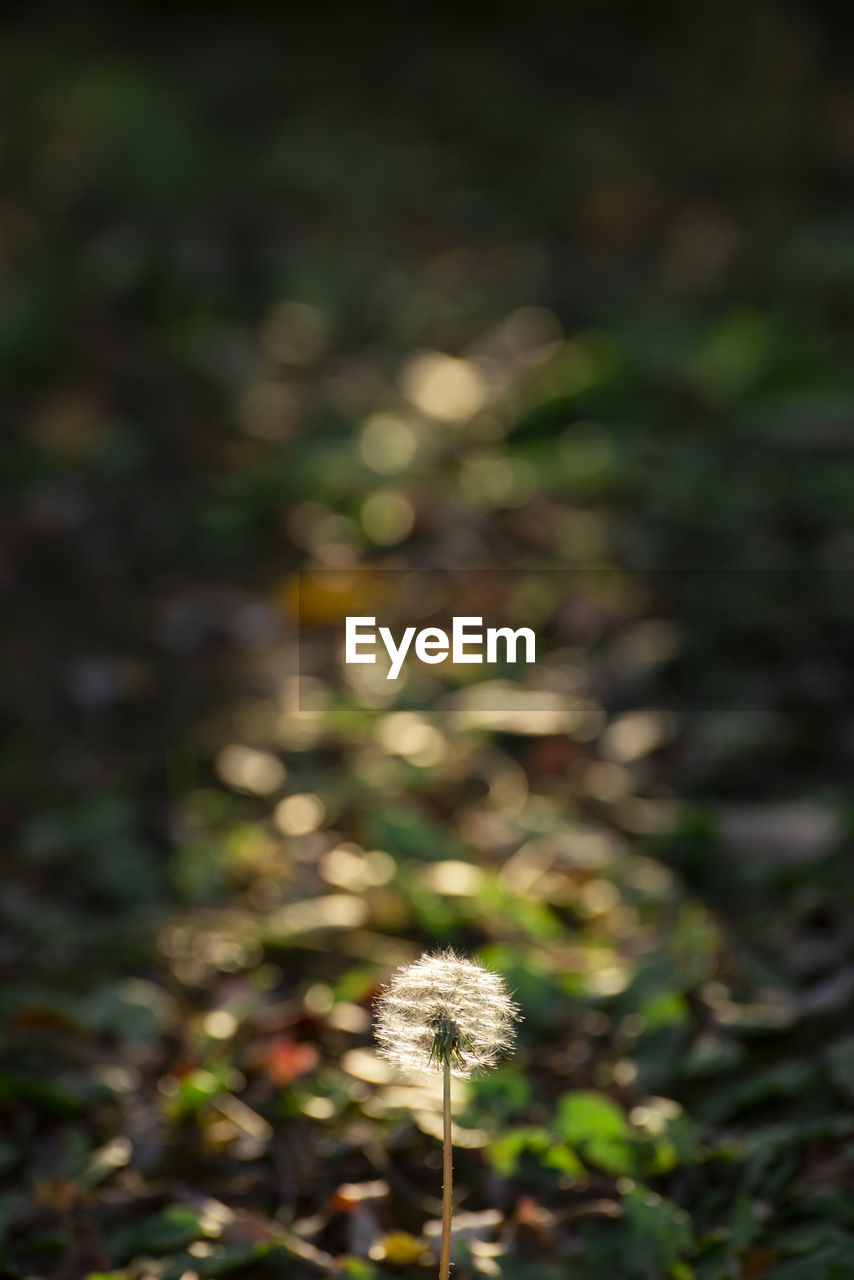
top-left (439, 1058), bottom-right (452, 1280)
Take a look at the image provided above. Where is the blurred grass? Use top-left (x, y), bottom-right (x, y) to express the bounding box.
top-left (3, 4), bottom-right (854, 1279)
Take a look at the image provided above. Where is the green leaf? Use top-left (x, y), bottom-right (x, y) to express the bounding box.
top-left (170, 1065), bottom-right (235, 1115)
top-left (341, 1259), bottom-right (381, 1279)
top-left (777, 1223), bottom-right (854, 1256)
top-left (362, 801), bottom-right (466, 862)
top-left (108, 1205), bottom-right (207, 1262)
top-left (640, 989), bottom-right (690, 1031)
top-left (487, 1127), bottom-right (584, 1178)
top-left (622, 1185), bottom-right (696, 1275)
top-left (555, 1091), bottom-right (637, 1176)
top-left (464, 1063), bottom-right (533, 1125)
top-left (0, 1072), bottom-right (82, 1118)
top-left (728, 1194), bottom-right (765, 1253)
top-left (698, 1061), bottom-right (816, 1123)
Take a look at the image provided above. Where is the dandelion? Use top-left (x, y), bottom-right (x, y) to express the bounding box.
top-left (374, 949), bottom-right (521, 1279)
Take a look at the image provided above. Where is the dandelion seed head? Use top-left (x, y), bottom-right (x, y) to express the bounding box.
top-left (374, 948), bottom-right (521, 1079)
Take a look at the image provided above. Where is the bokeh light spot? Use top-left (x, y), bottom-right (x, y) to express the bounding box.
top-left (376, 712), bottom-right (446, 766)
top-left (360, 414), bottom-right (418, 473)
top-left (203, 1010), bottom-right (238, 1040)
top-left (215, 744), bottom-right (286, 796)
top-left (400, 351), bottom-right (487, 421)
top-left (601, 710), bottom-right (674, 763)
top-left (273, 793), bottom-right (325, 836)
top-left (361, 488), bottom-right (415, 545)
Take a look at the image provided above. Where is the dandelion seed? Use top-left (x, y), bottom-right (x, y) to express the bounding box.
top-left (373, 948), bottom-right (521, 1280)
top-left (374, 948), bottom-right (520, 1080)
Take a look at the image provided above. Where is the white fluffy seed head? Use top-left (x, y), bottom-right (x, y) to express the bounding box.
top-left (374, 948), bottom-right (521, 1079)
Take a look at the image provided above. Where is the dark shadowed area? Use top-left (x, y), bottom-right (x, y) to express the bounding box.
top-left (3, 4), bottom-right (854, 1278)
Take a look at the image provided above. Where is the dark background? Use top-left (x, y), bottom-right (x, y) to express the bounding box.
top-left (3, 4), bottom-right (854, 1278)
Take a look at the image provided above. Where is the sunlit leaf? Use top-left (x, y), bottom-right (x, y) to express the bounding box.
top-left (555, 1091), bottom-right (637, 1176)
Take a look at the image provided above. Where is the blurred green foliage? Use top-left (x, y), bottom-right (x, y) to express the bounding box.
top-left (4, 3), bottom-right (854, 1279)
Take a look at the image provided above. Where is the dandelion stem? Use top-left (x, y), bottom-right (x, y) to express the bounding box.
top-left (440, 1056), bottom-right (452, 1280)
top-left (373, 950), bottom-right (520, 1277)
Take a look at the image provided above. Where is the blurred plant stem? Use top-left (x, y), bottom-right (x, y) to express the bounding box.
top-left (440, 1056), bottom-right (452, 1280)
